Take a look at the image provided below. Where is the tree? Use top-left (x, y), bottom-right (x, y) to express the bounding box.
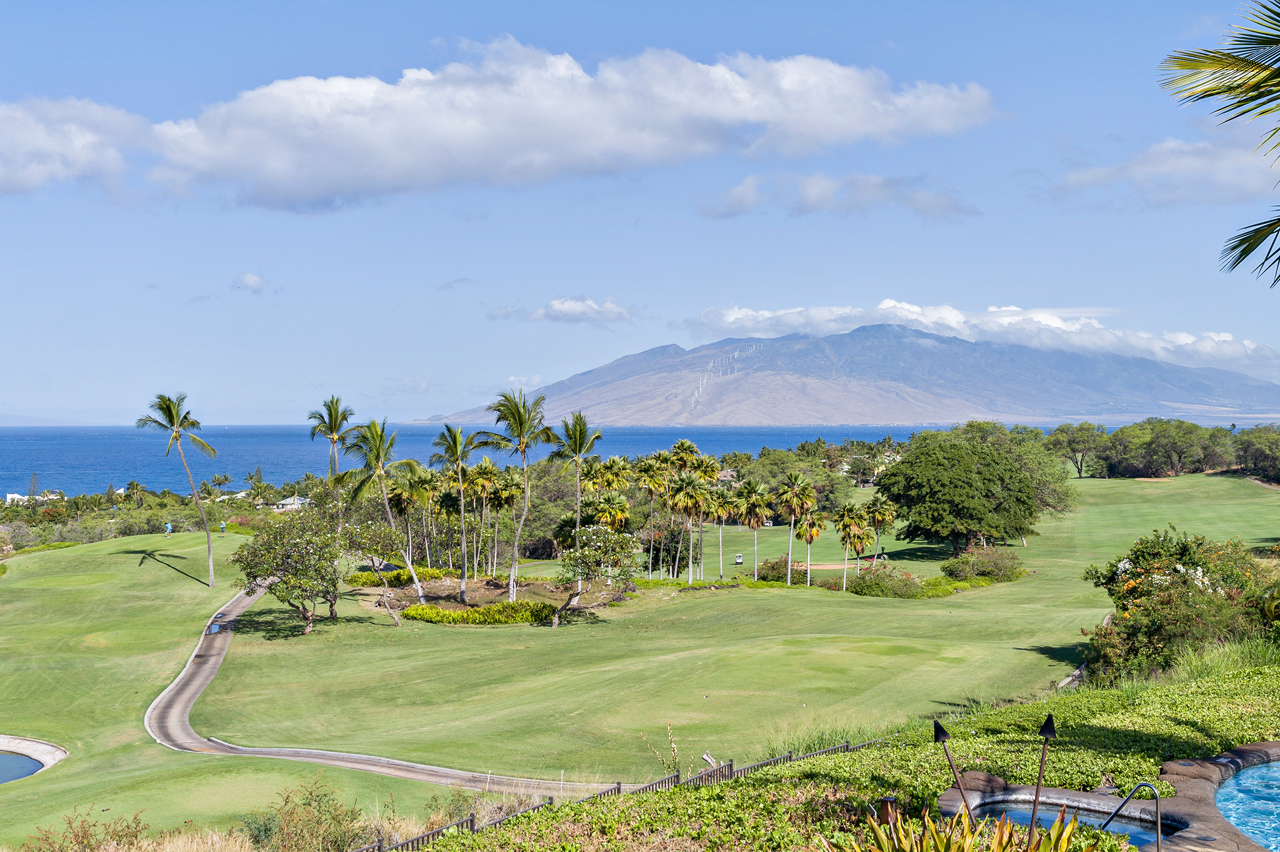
top-left (126, 480), bottom-right (146, 509)
top-left (307, 396), bottom-right (355, 481)
top-left (476, 390), bottom-right (556, 602)
top-left (339, 420), bottom-right (410, 527)
top-left (232, 509), bottom-right (344, 634)
top-left (835, 501), bottom-right (873, 591)
top-left (1161, 3), bottom-right (1280, 287)
top-left (591, 491), bottom-right (630, 532)
top-left (735, 478), bottom-right (770, 581)
top-left (876, 441), bottom-right (1038, 557)
top-left (1045, 423), bottom-right (1109, 478)
top-left (554, 526), bottom-right (638, 626)
top-left (387, 460), bottom-right (429, 605)
top-left (668, 470), bottom-right (708, 585)
top-left (633, 456), bottom-right (666, 580)
top-left (795, 510), bottom-right (826, 587)
top-left (342, 520), bottom-right (409, 626)
top-left (864, 494), bottom-right (896, 566)
top-left (548, 411), bottom-right (602, 547)
top-left (771, 471), bottom-right (816, 585)
top-left (430, 425), bottom-right (480, 603)
top-left (136, 393), bottom-right (218, 587)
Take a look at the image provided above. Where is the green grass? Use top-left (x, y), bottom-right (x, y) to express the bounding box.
top-left (0, 534), bottom-right (450, 846)
top-left (4, 473), bottom-right (1278, 842)
top-left (191, 474), bottom-right (1280, 788)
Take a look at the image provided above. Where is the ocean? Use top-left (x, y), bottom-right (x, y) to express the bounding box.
top-left (0, 424), bottom-right (925, 497)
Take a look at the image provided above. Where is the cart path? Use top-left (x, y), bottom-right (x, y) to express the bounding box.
top-left (144, 589), bottom-right (629, 797)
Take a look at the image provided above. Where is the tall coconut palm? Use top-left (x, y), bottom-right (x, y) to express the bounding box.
top-left (796, 511), bottom-right (827, 587)
top-left (592, 491), bottom-right (630, 532)
top-left (307, 396), bottom-right (355, 480)
top-left (735, 478), bottom-right (770, 581)
top-left (470, 457), bottom-right (501, 579)
top-left (407, 464), bottom-right (445, 577)
top-left (136, 393), bottom-right (218, 587)
top-left (126, 480), bottom-right (146, 509)
top-left (599, 456), bottom-right (632, 491)
top-left (691, 455), bottom-right (720, 581)
top-left (865, 494), bottom-right (897, 566)
top-left (633, 456), bottom-right (666, 580)
top-left (493, 467), bottom-right (522, 574)
top-left (476, 390), bottom-right (556, 602)
top-left (668, 470), bottom-right (707, 585)
top-left (772, 472), bottom-right (816, 586)
top-left (339, 420), bottom-right (409, 528)
top-left (1161, 4), bottom-right (1280, 286)
top-left (387, 459), bottom-right (429, 604)
top-left (707, 488), bottom-right (732, 581)
top-left (835, 501), bottom-right (874, 591)
top-left (548, 411), bottom-right (602, 546)
top-left (430, 425), bottom-right (480, 602)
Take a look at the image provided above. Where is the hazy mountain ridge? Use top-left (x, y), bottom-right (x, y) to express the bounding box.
top-left (428, 324), bottom-right (1280, 426)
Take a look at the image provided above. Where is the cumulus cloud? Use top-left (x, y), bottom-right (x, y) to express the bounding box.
top-left (145, 38), bottom-right (992, 207)
top-left (492, 296), bottom-right (632, 325)
top-left (1059, 136), bottom-right (1279, 205)
top-left (231, 272), bottom-right (264, 294)
top-left (685, 299), bottom-right (1280, 381)
top-left (707, 171), bottom-right (976, 218)
top-left (0, 98), bottom-right (147, 195)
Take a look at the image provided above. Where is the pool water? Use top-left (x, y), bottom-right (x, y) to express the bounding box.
top-left (972, 804), bottom-right (1169, 847)
top-left (1218, 762), bottom-right (1280, 851)
top-left (0, 752), bottom-right (42, 784)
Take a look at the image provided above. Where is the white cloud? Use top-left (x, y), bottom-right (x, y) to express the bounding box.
top-left (707, 171), bottom-right (976, 218)
top-left (0, 98), bottom-right (147, 195)
top-left (492, 296), bottom-right (632, 325)
top-left (1059, 136), bottom-right (1278, 205)
top-left (685, 299), bottom-right (1280, 381)
top-left (231, 272), bottom-right (264, 294)
top-left (145, 37), bottom-right (993, 207)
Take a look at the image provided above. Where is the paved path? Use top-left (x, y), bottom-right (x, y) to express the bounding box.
top-left (144, 590), bottom-right (625, 797)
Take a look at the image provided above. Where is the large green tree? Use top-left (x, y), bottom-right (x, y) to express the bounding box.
top-left (232, 509), bottom-right (344, 634)
top-left (1045, 422), bottom-right (1109, 478)
top-left (1162, 2), bottom-right (1280, 286)
top-left (876, 440), bottom-right (1038, 556)
top-left (136, 393), bottom-right (218, 587)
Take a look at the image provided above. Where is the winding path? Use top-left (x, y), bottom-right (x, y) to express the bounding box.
top-left (144, 590), bottom-right (627, 797)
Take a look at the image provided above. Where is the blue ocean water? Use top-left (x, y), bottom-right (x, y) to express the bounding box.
top-left (0, 424), bottom-right (922, 497)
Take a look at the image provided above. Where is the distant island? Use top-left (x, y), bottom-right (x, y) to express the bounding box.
top-left (420, 324), bottom-right (1280, 426)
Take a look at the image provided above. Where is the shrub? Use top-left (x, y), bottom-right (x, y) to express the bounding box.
top-left (402, 600), bottom-right (556, 625)
top-left (238, 779), bottom-right (363, 852)
top-left (846, 565), bottom-right (923, 599)
top-left (939, 548), bottom-right (1025, 582)
top-left (1083, 527), bottom-right (1265, 683)
top-left (345, 567), bottom-right (448, 587)
top-left (755, 555), bottom-right (802, 583)
top-left (24, 806), bottom-right (149, 852)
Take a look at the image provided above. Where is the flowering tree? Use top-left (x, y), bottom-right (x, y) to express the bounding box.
top-left (232, 510), bottom-right (344, 635)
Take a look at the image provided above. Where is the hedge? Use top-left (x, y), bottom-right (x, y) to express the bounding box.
top-left (401, 600), bottom-right (556, 625)
top-left (345, 567), bottom-right (449, 587)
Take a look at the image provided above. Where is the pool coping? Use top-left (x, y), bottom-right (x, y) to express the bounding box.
top-left (0, 735), bottom-right (68, 774)
top-left (937, 741), bottom-right (1280, 852)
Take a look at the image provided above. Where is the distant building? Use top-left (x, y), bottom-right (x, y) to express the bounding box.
top-left (717, 469), bottom-right (737, 483)
top-left (274, 495), bottom-right (312, 512)
top-left (5, 494), bottom-right (26, 505)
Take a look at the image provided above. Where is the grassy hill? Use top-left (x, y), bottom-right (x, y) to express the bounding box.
top-left (1, 473), bottom-right (1277, 842)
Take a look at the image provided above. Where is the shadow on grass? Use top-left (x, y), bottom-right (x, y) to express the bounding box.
top-left (234, 609), bottom-right (374, 641)
top-left (1018, 643), bottom-right (1087, 668)
top-left (552, 609), bottom-right (606, 627)
top-left (123, 548), bottom-right (206, 587)
top-left (885, 543), bottom-right (953, 563)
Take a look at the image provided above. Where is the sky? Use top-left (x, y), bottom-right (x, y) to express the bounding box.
top-left (3, 0), bottom-right (1280, 424)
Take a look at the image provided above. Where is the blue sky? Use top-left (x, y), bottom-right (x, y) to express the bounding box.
top-left (3, 0), bottom-right (1278, 424)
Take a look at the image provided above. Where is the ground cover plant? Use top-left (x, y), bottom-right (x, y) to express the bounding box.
top-left (402, 600), bottom-right (556, 624)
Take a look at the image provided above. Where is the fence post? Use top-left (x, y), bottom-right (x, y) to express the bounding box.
top-left (726, 759), bottom-right (733, 780)
top-left (468, 813), bottom-right (476, 833)
top-left (675, 769), bottom-right (680, 783)
top-left (787, 750), bottom-right (794, 762)
top-left (616, 781), bottom-right (623, 796)
top-left (843, 740), bottom-right (851, 752)
top-left (377, 840), bottom-right (383, 852)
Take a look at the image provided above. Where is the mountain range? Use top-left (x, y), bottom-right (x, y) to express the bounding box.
top-left (429, 324), bottom-right (1280, 426)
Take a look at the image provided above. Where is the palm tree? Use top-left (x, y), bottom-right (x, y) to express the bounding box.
top-left (592, 491), bottom-right (630, 532)
top-left (668, 470), bottom-right (707, 585)
top-left (796, 511), bottom-right (827, 587)
top-left (834, 501), bottom-right (874, 591)
top-left (430, 425), bottom-right (480, 602)
top-left (772, 472), bottom-right (816, 586)
top-left (339, 420), bottom-right (409, 528)
top-left (599, 456), bottom-right (632, 491)
top-left (388, 460), bottom-right (429, 604)
top-left (136, 393), bottom-right (218, 586)
top-left (865, 494), bottom-right (897, 566)
top-left (548, 411), bottom-right (602, 546)
top-left (706, 488), bottom-right (732, 581)
top-left (691, 455), bottom-right (720, 581)
top-left (470, 457), bottom-right (501, 579)
top-left (476, 390), bottom-right (556, 602)
top-left (126, 480), bottom-right (146, 509)
top-left (735, 478), bottom-right (770, 581)
top-left (633, 456), bottom-right (666, 580)
top-left (1162, 4), bottom-right (1280, 286)
top-left (307, 396), bottom-right (355, 480)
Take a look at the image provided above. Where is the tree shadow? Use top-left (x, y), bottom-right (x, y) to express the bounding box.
top-left (885, 543), bottom-right (953, 563)
top-left (551, 609), bottom-right (606, 626)
top-left (234, 609), bottom-right (374, 641)
top-left (1017, 643), bottom-right (1086, 668)
top-left (122, 548), bottom-right (206, 587)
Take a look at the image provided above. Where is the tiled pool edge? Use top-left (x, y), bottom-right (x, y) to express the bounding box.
top-left (0, 735), bottom-right (67, 774)
top-left (937, 741), bottom-right (1280, 852)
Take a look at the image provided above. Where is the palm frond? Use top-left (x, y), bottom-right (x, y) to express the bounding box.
top-left (1223, 206), bottom-right (1280, 285)
top-left (186, 433), bottom-right (218, 459)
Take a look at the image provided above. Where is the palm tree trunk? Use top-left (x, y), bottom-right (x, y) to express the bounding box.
top-left (456, 468), bottom-right (468, 604)
top-left (509, 452), bottom-right (531, 603)
top-left (697, 517), bottom-right (705, 581)
top-left (574, 459), bottom-right (582, 549)
top-left (787, 518), bottom-right (795, 586)
top-left (404, 515), bottom-right (425, 605)
top-left (647, 494), bottom-right (656, 580)
top-left (753, 527), bottom-right (759, 582)
top-left (871, 528), bottom-right (880, 566)
top-left (687, 517), bottom-right (696, 585)
top-left (175, 439), bottom-right (214, 588)
top-left (718, 522), bottom-right (723, 581)
top-left (843, 543), bottom-right (849, 591)
top-left (806, 540), bottom-right (811, 587)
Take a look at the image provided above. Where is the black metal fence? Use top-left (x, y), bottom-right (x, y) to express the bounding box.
top-left (348, 737), bottom-right (879, 852)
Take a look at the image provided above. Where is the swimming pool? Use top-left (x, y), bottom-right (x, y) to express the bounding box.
top-left (972, 803), bottom-right (1171, 847)
top-left (1217, 762), bottom-right (1280, 851)
top-left (0, 751), bottom-right (42, 784)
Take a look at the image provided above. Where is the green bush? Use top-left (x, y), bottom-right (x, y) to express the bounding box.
top-left (939, 548), bottom-right (1025, 582)
top-left (238, 778), bottom-right (363, 852)
top-left (8, 541), bottom-right (79, 558)
top-left (345, 567), bottom-right (449, 587)
top-left (754, 554), bottom-right (801, 583)
top-left (402, 600), bottom-right (556, 625)
top-left (1083, 527), bottom-right (1265, 683)
top-left (846, 565), bottom-right (923, 599)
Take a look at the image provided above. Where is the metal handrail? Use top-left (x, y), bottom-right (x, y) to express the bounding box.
top-left (1098, 782), bottom-right (1161, 852)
